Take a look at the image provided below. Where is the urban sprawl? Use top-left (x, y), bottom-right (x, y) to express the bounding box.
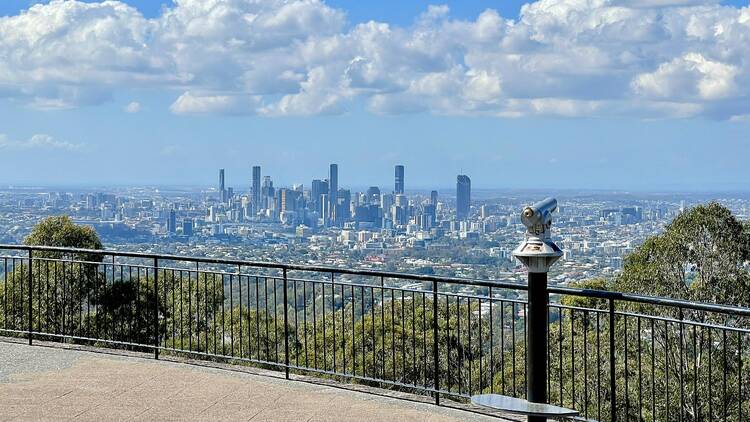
top-left (2, 164), bottom-right (749, 288)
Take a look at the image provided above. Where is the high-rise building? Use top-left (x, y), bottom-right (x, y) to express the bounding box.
top-left (395, 165), bottom-right (404, 194)
top-left (311, 179), bottom-right (328, 215)
top-left (380, 193), bottom-right (394, 213)
top-left (252, 166), bottom-right (261, 209)
top-left (261, 176), bottom-right (274, 210)
top-left (219, 169), bottom-right (226, 202)
top-left (328, 164), bottom-right (338, 224)
top-left (366, 186), bottom-right (380, 204)
top-left (456, 175), bottom-right (471, 220)
top-left (167, 209), bottom-right (177, 233)
top-left (182, 218), bottom-right (194, 236)
top-left (430, 190), bottom-right (438, 206)
top-left (337, 188), bottom-right (351, 222)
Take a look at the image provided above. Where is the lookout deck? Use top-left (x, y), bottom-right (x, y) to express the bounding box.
top-left (0, 339), bottom-right (517, 422)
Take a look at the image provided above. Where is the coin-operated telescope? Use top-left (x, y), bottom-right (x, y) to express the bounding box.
top-left (513, 197), bottom-right (563, 273)
top-left (513, 198), bottom-right (564, 421)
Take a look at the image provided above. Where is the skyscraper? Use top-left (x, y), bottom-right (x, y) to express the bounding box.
top-left (167, 209), bottom-right (177, 233)
top-left (430, 190), bottom-right (438, 206)
top-left (456, 175), bottom-right (471, 220)
top-left (311, 179), bottom-right (328, 215)
top-left (261, 176), bottom-right (274, 210)
top-left (252, 166), bottom-right (261, 209)
top-left (219, 169), bottom-right (226, 202)
top-left (328, 164), bottom-right (338, 225)
top-left (395, 165), bottom-right (404, 195)
top-left (182, 218), bottom-right (194, 236)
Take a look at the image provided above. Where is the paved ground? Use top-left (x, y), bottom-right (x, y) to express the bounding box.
top-left (0, 339), bottom-right (515, 421)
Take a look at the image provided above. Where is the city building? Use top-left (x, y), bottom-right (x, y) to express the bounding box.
top-left (395, 165), bottom-right (404, 195)
top-left (457, 174), bottom-right (471, 220)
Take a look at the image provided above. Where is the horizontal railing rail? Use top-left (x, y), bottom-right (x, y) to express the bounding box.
top-left (0, 244), bottom-right (748, 421)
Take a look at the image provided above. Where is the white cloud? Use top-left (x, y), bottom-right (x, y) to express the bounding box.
top-left (632, 53), bottom-right (739, 100)
top-left (124, 101), bottom-right (141, 113)
top-left (0, 0), bottom-right (749, 119)
top-left (0, 134), bottom-right (84, 151)
top-left (170, 91), bottom-right (261, 115)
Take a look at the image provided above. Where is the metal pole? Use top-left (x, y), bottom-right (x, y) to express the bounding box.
top-left (283, 268), bottom-right (290, 380)
top-left (432, 280), bottom-right (440, 405)
top-left (154, 257), bottom-right (159, 360)
top-left (28, 249), bottom-right (33, 345)
top-left (609, 299), bottom-right (617, 422)
top-left (527, 271), bottom-right (548, 422)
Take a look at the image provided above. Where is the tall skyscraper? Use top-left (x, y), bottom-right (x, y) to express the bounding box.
top-left (167, 209), bottom-right (177, 233)
top-left (311, 179), bottom-right (328, 215)
top-left (456, 175), bottom-right (471, 220)
top-left (328, 164), bottom-right (338, 224)
top-left (252, 166), bottom-right (261, 208)
top-left (430, 190), bottom-right (438, 206)
top-left (395, 165), bottom-right (404, 194)
top-left (182, 218), bottom-right (194, 236)
top-left (219, 169), bottom-right (226, 202)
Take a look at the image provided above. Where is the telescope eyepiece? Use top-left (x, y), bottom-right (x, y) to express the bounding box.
top-left (523, 207), bottom-right (535, 219)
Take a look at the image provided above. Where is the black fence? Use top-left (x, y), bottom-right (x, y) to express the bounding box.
top-left (0, 245), bottom-right (748, 421)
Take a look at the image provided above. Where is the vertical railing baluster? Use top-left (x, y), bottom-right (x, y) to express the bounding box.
top-left (27, 249), bottom-right (33, 345)
top-left (609, 298), bottom-right (616, 422)
top-left (153, 257), bottom-right (159, 359)
top-left (679, 307), bottom-right (684, 422)
top-left (331, 273), bottom-right (336, 373)
top-left (283, 268), bottom-right (290, 379)
top-left (432, 280), bottom-right (440, 405)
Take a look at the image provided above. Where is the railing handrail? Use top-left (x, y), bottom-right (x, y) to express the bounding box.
top-left (2, 243), bottom-right (750, 317)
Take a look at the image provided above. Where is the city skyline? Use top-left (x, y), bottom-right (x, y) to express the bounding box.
top-left (0, 0), bottom-right (749, 190)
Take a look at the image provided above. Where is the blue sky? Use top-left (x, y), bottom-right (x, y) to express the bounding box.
top-left (1, 0), bottom-right (749, 190)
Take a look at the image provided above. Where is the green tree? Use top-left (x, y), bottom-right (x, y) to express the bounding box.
top-left (0, 216), bottom-right (104, 334)
top-left (618, 202), bottom-right (750, 308)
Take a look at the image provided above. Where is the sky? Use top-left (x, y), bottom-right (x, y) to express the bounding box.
top-left (1, 0), bottom-right (749, 191)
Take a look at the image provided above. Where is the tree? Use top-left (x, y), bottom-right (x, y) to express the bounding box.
top-left (617, 202), bottom-right (750, 308)
top-left (1, 216), bottom-right (104, 335)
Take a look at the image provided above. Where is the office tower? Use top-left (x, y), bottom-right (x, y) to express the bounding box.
top-left (182, 218), bottom-right (194, 236)
top-left (430, 190), bottom-right (438, 206)
top-left (337, 188), bottom-right (351, 222)
top-left (219, 169), bottom-right (226, 202)
top-left (328, 164), bottom-right (338, 224)
top-left (456, 175), bottom-right (471, 220)
top-left (380, 193), bottom-right (394, 212)
top-left (395, 165), bottom-right (404, 194)
top-left (395, 194), bottom-right (408, 207)
top-left (366, 186), bottom-right (380, 204)
top-left (311, 179), bottom-right (328, 215)
top-left (261, 176), bottom-right (274, 210)
top-left (252, 166), bottom-right (261, 208)
top-left (167, 209), bottom-right (177, 233)
top-left (280, 189), bottom-right (302, 212)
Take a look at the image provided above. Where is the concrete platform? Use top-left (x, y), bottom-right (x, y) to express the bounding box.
top-left (0, 339), bottom-right (516, 421)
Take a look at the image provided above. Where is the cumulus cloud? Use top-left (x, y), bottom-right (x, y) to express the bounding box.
top-left (0, 0), bottom-right (749, 119)
top-left (124, 101), bottom-right (141, 113)
top-left (0, 134), bottom-right (84, 151)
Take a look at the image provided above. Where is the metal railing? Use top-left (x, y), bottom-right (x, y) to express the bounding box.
top-left (0, 244), bottom-right (748, 421)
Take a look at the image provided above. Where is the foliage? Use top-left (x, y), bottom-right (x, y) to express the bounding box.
top-left (617, 202), bottom-right (750, 308)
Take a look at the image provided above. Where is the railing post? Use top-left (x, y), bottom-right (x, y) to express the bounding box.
top-left (609, 298), bottom-right (616, 422)
top-left (27, 249), bottom-right (33, 346)
top-left (432, 280), bottom-right (440, 405)
top-left (527, 272), bottom-right (548, 422)
top-left (154, 257), bottom-right (159, 360)
top-left (283, 268), bottom-right (290, 379)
